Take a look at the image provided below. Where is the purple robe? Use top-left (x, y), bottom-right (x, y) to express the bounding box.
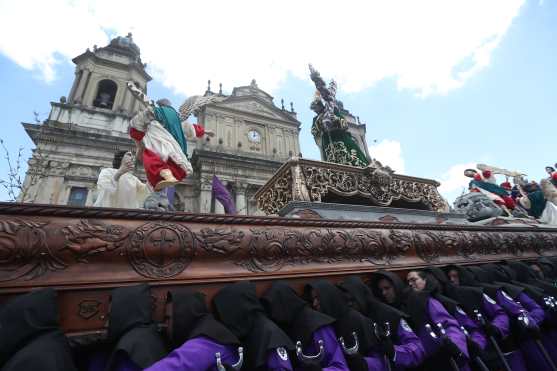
top-left (416, 298), bottom-right (470, 371)
top-left (392, 319), bottom-right (426, 370)
top-left (87, 350), bottom-right (141, 371)
top-left (144, 336), bottom-right (238, 371)
top-left (266, 347), bottom-right (294, 370)
top-left (298, 325), bottom-right (349, 371)
top-left (495, 289), bottom-right (551, 370)
top-left (481, 294), bottom-right (510, 338)
top-left (453, 307), bottom-right (487, 350)
top-left (362, 319), bottom-right (425, 370)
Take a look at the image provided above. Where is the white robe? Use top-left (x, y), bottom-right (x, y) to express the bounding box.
top-left (540, 202), bottom-right (557, 225)
top-left (93, 168), bottom-right (150, 209)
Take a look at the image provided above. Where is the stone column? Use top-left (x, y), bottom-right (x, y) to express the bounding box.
top-left (199, 181), bottom-right (212, 213)
top-left (73, 69), bottom-right (91, 104)
top-left (214, 199), bottom-right (224, 214)
top-left (235, 183), bottom-right (248, 215)
top-left (68, 70), bottom-right (81, 104)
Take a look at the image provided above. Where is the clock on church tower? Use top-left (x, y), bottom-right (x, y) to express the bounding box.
top-left (247, 129), bottom-right (261, 143)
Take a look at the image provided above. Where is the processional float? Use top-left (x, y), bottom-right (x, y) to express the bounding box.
top-left (1, 66), bottom-right (556, 348)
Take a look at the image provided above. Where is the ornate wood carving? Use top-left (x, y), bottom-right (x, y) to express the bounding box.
top-left (255, 158), bottom-right (448, 215)
top-left (1, 202), bottom-right (557, 337)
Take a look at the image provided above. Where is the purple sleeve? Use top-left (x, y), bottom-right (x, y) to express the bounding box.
top-left (454, 309), bottom-right (487, 350)
top-left (481, 294), bottom-right (510, 338)
top-left (392, 319), bottom-right (426, 368)
top-left (495, 290), bottom-right (525, 317)
top-left (266, 348), bottom-right (294, 371)
top-left (517, 293), bottom-right (545, 326)
top-left (111, 352), bottom-right (142, 371)
top-left (363, 351), bottom-right (387, 370)
top-left (145, 336), bottom-right (237, 371)
top-left (311, 325), bottom-right (349, 371)
top-left (428, 298), bottom-right (469, 361)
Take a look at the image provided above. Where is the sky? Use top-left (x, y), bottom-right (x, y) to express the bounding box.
top-left (0, 0), bottom-right (555, 205)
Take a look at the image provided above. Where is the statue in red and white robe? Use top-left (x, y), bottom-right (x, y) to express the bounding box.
top-left (129, 107), bottom-right (206, 191)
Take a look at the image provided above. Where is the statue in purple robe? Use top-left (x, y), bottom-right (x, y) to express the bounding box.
top-left (261, 281), bottom-right (350, 370)
top-left (212, 281), bottom-right (295, 371)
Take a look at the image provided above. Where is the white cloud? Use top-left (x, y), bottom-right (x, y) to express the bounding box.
top-left (0, 0), bottom-right (524, 95)
top-left (369, 139), bottom-right (405, 174)
top-left (437, 162), bottom-right (476, 205)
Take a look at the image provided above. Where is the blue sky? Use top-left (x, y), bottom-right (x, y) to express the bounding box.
top-left (0, 0), bottom-right (555, 204)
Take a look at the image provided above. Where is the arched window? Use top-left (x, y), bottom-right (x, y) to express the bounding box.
top-left (93, 79), bottom-right (118, 109)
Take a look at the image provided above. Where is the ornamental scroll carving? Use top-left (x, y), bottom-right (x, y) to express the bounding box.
top-left (1, 211), bottom-right (557, 282)
top-left (0, 219), bottom-right (65, 282)
top-left (254, 159), bottom-right (448, 215)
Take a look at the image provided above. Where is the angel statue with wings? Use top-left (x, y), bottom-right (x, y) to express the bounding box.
top-left (309, 64), bottom-right (370, 167)
top-left (126, 82), bottom-right (211, 192)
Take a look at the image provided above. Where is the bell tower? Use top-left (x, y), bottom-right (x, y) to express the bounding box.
top-left (68, 33), bottom-right (151, 116)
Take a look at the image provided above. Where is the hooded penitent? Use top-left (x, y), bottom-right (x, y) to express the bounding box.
top-left (0, 288), bottom-right (77, 371)
top-left (370, 270), bottom-right (429, 331)
top-left (305, 279), bottom-right (377, 355)
top-left (480, 264), bottom-right (528, 301)
top-left (506, 261), bottom-right (557, 300)
top-left (427, 266), bottom-right (484, 316)
top-left (169, 289), bottom-right (239, 348)
top-left (339, 276), bottom-right (408, 342)
top-left (213, 281), bottom-right (295, 370)
top-left (106, 284), bottom-right (167, 370)
top-left (261, 281), bottom-right (335, 347)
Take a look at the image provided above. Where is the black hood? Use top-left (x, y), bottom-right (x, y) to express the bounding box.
top-left (339, 276), bottom-right (408, 342)
top-left (444, 264), bottom-right (481, 287)
top-left (0, 288), bottom-right (60, 366)
top-left (106, 284), bottom-right (167, 369)
top-left (420, 271), bottom-right (459, 315)
top-left (369, 270), bottom-right (407, 308)
top-left (370, 270), bottom-right (430, 330)
top-left (507, 261), bottom-right (537, 282)
top-left (305, 279), bottom-right (349, 320)
top-left (213, 281), bottom-right (261, 339)
top-left (480, 264), bottom-right (525, 300)
top-left (537, 258), bottom-right (557, 279)
top-left (213, 281), bottom-right (294, 369)
top-left (306, 279), bottom-right (377, 353)
top-left (262, 281), bottom-right (334, 346)
top-left (108, 284), bottom-right (152, 341)
top-left (1, 330), bottom-right (77, 371)
top-left (169, 289), bottom-right (239, 348)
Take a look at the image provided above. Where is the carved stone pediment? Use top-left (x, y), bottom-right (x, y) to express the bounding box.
top-left (214, 98), bottom-right (296, 122)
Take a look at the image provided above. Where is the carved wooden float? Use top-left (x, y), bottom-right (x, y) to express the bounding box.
top-left (254, 158), bottom-right (449, 215)
top-left (0, 202), bottom-right (556, 341)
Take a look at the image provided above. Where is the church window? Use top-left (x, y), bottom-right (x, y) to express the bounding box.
top-left (67, 187), bottom-right (88, 207)
top-left (93, 79), bottom-right (118, 109)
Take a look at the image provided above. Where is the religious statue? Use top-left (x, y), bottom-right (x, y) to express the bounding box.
top-left (308, 64), bottom-right (370, 167)
top-left (126, 82), bottom-right (212, 192)
top-left (93, 150), bottom-right (150, 208)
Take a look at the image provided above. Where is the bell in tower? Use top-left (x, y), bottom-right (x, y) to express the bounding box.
top-left (68, 33), bottom-right (152, 115)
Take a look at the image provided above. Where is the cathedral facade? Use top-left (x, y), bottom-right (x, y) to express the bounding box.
top-left (20, 34), bottom-right (301, 215)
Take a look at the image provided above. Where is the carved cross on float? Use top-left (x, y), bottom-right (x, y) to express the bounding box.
top-left (148, 229), bottom-right (178, 267)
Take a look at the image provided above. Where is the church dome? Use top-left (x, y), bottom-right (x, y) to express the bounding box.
top-left (108, 33), bottom-right (140, 57)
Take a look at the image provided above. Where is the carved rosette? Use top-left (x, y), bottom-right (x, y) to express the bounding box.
top-left (127, 222), bottom-right (195, 278)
